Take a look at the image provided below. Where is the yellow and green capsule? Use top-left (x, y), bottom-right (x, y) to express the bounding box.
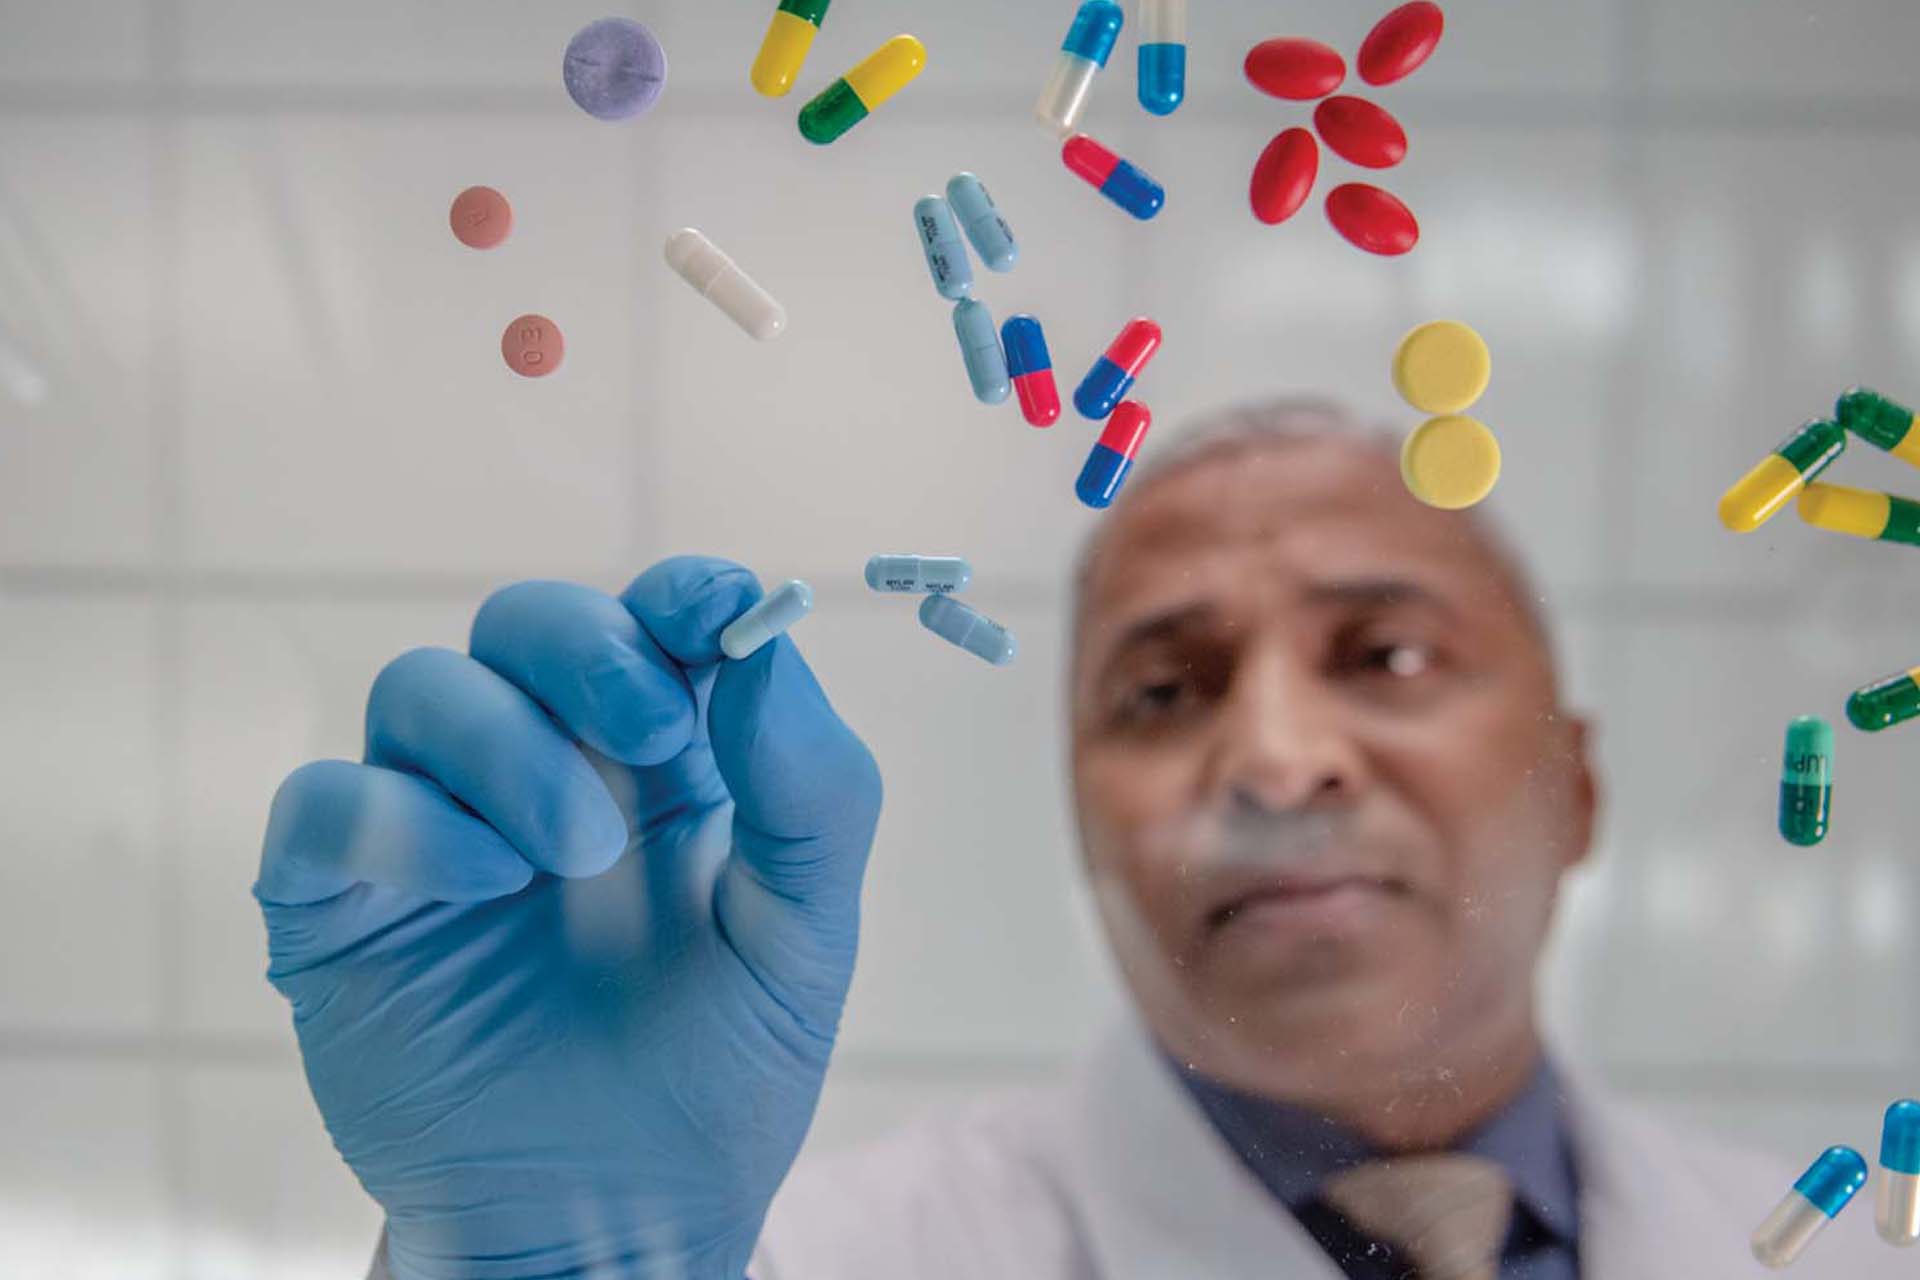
top-left (797, 34), bottom-right (925, 145)
top-left (751, 0), bottom-right (829, 98)
top-left (1779, 716), bottom-right (1832, 847)
top-left (1847, 667), bottom-right (1920, 733)
top-left (1797, 482), bottom-right (1920, 548)
top-left (1718, 419), bottom-right (1846, 533)
top-left (1836, 387), bottom-right (1920, 470)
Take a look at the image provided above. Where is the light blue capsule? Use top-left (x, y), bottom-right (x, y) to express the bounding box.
top-left (945, 173), bottom-right (1017, 273)
top-left (718, 579), bottom-right (813, 659)
top-left (951, 298), bottom-right (1010, 404)
top-left (913, 195), bottom-right (973, 301)
top-left (865, 554), bottom-right (972, 594)
top-left (919, 594), bottom-right (1015, 666)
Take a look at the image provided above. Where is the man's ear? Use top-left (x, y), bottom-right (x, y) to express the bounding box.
top-left (1558, 712), bottom-right (1599, 871)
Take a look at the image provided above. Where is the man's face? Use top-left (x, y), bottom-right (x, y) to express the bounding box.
top-left (1070, 436), bottom-right (1595, 1098)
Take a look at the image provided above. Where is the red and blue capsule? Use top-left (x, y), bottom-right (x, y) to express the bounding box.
top-left (1075, 317), bottom-right (1161, 420)
top-left (1077, 400), bottom-right (1152, 509)
top-left (1002, 315), bottom-right (1059, 427)
top-left (1062, 134), bottom-right (1165, 220)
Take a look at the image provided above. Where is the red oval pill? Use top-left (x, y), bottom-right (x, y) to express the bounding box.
top-left (1358, 2), bottom-right (1444, 87)
top-left (501, 313), bottom-right (564, 377)
top-left (1324, 184), bottom-right (1419, 256)
top-left (1250, 128), bottom-right (1319, 225)
top-left (1244, 37), bottom-right (1346, 101)
top-left (450, 185), bottom-right (513, 250)
top-left (1313, 96), bottom-right (1407, 169)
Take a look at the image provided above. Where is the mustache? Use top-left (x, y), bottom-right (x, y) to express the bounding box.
top-left (1142, 795), bottom-right (1346, 872)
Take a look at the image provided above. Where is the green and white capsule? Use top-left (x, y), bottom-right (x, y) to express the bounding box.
top-left (1778, 716), bottom-right (1832, 847)
top-left (1847, 667), bottom-right (1920, 733)
top-left (1836, 387), bottom-right (1920, 470)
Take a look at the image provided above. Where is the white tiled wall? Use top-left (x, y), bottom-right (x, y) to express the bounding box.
top-left (2, 0), bottom-right (1918, 1271)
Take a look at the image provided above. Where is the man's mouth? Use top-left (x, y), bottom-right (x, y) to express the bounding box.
top-left (1205, 873), bottom-right (1411, 932)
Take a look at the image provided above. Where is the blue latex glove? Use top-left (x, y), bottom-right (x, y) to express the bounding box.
top-left (255, 557), bottom-right (882, 1280)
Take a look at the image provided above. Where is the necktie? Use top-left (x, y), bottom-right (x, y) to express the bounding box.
top-left (1320, 1153), bottom-right (1514, 1280)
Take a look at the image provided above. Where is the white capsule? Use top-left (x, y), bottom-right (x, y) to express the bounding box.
top-left (719, 579), bottom-right (813, 659)
top-left (664, 227), bottom-right (787, 341)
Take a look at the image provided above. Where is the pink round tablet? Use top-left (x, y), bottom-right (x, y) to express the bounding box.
top-left (501, 314), bottom-right (564, 377)
top-left (450, 185), bottom-right (513, 250)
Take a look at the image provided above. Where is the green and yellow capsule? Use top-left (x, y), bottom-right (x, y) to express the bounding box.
top-left (1836, 387), bottom-right (1920, 471)
top-left (1797, 482), bottom-right (1920, 547)
top-left (1847, 666), bottom-right (1920, 733)
top-left (751, 0), bottom-right (829, 98)
top-left (796, 34), bottom-right (925, 145)
top-left (1718, 419), bottom-right (1846, 533)
top-left (1779, 716), bottom-right (1833, 847)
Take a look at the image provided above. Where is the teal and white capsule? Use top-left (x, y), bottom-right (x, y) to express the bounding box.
top-left (719, 579), bottom-right (813, 659)
top-left (951, 297), bottom-right (1010, 404)
top-left (919, 594), bottom-right (1015, 665)
top-left (945, 173), bottom-right (1017, 272)
top-left (1778, 716), bottom-right (1832, 847)
top-left (865, 554), bottom-right (971, 594)
top-left (913, 195), bottom-right (973, 300)
top-left (1751, 1146), bottom-right (1867, 1268)
top-left (1879, 1101), bottom-right (1920, 1245)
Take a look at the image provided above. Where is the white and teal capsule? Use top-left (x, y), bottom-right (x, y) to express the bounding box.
top-left (1751, 1146), bottom-right (1867, 1268)
top-left (919, 594), bottom-right (1015, 666)
top-left (719, 579), bottom-right (813, 659)
top-left (1136, 0), bottom-right (1186, 115)
top-left (865, 555), bottom-right (971, 594)
top-left (1878, 1101), bottom-right (1920, 1245)
top-left (1035, 1), bottom-right (1123, 135)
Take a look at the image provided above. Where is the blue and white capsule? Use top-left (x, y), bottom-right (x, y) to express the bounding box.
top-left (913, 195), bottom-right (973, 301)
top-left (719, 579), bottom-right (813, 659)
top-left (945, 173), bottom-right (1017, 272)
top-left (865, 554), bottom-right (972, 594)
top-left (952, 298), bottom-right (1011, 404)
top-left (1076, 400), bottom-right (1151, 509)
top-left (1879, 1100), bottom-right (1920, 1245)
top-left (919, 594), bottom-right (1016, 666)
top-left (1036, 1), bottom-right (1123, 136)
top-left (1136, 0), bottom-right (1186, 115)
top-left (1751, 1146), bottom-right (1867, 1269)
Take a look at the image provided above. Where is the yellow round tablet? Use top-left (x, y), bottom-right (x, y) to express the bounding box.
top-left (1400, 415), bottom-right (1501, 510)
top-left (1392, 320), bottom-right (1491, 415)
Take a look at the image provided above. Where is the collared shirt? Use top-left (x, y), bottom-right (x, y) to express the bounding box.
top-left (1170, 1056), bottom-right (1580, 1279)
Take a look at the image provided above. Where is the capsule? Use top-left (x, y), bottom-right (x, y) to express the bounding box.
top-left (1324, 183), bottom-right (1419, 256)
top-left (1836, 387), bottom-right (1920, 470)
top-left (1778, 716), bottom-right (1832, 848)
top-left (1244, 37), bottom-right (1347, 100)
top-left (865, 555), bottom-right (971, 594)
top-left (913, 195), bottom-right (973, 301)
top-left (664, 228), bottom-right (787, 341)
top-left (1036, 1), bottom-right (1123, 136)
top-left (1751, 1146), bottom-right (1866, 1269)
top-left (1251, 128), bottom-right (1318, 225)
top-left (1061, 134), bottom-right (1165, 220)
top-left (751, 0), bottom-right (829, 98)
top-left (797, 34), bottom-right (926, 145)
top-left (1358, 2), bottom-right (1445, 87)
top-left (945, 173), bottom-right (1018, 273)
top-left (1847, 667), bottom-right (1920, 733)
top-left (1879, 1100), bottom-right (1920, 1246)
top-left (1313, 96), bottom-right (1408, 169)
top-left (1002, 315), bottom-right (1060, 427)
top-left (719, 579), bottom-right (813, 660)
top-left (1136, 0), bottom-right (1186, 116)
top-left (1717, 419), bottom-right (1845, 533)
top-left (1797, 482), bottom-right (1920, 548)
top-left (952, 298), bottom-right (1011, 405)
top-left (1075, 317), bottom-right (1162, 420)
top-left (919, 594), bottom-right (1016, 666)
top-left (1077, 400), bottom-right (1152, 509)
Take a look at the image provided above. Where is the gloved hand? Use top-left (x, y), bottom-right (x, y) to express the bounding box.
top-left (255, 557), bottom-right (882, 1280)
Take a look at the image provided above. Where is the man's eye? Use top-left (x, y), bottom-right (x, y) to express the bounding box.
top-left (1117, 675), bottom-right (1194, 722)
top-left (1349, 642), bottom-right (1435, 678)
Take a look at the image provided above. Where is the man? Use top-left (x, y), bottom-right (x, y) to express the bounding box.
top-left (258, 401), bottom-right (1885, 1279)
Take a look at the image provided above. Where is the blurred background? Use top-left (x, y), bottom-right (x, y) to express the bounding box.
top-left (4, 0), bottom-right (1920, 1273)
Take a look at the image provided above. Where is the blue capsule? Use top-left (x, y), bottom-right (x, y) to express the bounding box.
top-left (913, 195), bottom-right (972, 301)
top-left (945, 173), bottom-right (1017, 273)
top-left (1136, 0), bottom-right (1186, 115)
top-left (951, 298), bottom-right (1010, 405)
top-left (919, 594), bottom-right (1016, 666)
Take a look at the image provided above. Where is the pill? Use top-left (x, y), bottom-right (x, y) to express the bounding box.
top-left (563, 17), bottom-right (668, 121)
top-left (449, 186), bottom-right (512, 250)
top-left (1325, 183), bottom-right (1419, 255)
top-left (1878, 1101), bottom-right (1920, 1246)
top-left (664, 228), bottom-right (787, 341)
top-left (1797, 482), bottom-right (1920, 548)
top-left (1244, 37), bottom-right (1347, 100)
top-left (952, 298), bottom-right (1011, 405)
top-left (1717, 419), bottom-right (1845, 533)
top-left (1136, 0), bottom-right (1187, 116)
top-left (751, 0), bottom-right (829, 98)
top-left (799, 34), bottom-right (926, 145)
top-left (1393, 320), bottom-right (1490, 415)
top-left (719, 579), bottom-right (813, 660)
top-left (1835, 387), bottom-right (1920, 469)
top-left (1313, 96), bottom-right (1408, 169)
top-left (1077, 400), bottom-right (1152, 509)
top-left (1400, 415), bottom-right (1500, 510)
top-left (1003, 314), bottom-right (1061, 428)
top-left (865, 555), bottom-right (972, 594)
top-left (1036, 1), bottom-right (1124, 136)
top-left (1751, 1147), bottom-right (1866, 1269)
top-left (1358, 2), bottom-right (1445, 87)
top-left (1846, 667), bottom-right (1920, 733)
top-left (1251, 128), bottom-right (1318, 225)
top-left (919, 594), bottom-right (1016, 666)
top-left (1062, 134), bottom-right (1165, 220)
top-left (501, 314), bottom-right (564, 378)
top-left (1778, 715), bottom-right (1832, 848)
top-left (1075, 317), bottom-right (1162, 420)
top-left (946, 173), bottom-right (1018, 273)
top-left (913, 195), bottom-right (974, 301)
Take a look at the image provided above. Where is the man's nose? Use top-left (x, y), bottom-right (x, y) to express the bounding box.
top-left (1203, 650), bottom-right (1366, 810)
